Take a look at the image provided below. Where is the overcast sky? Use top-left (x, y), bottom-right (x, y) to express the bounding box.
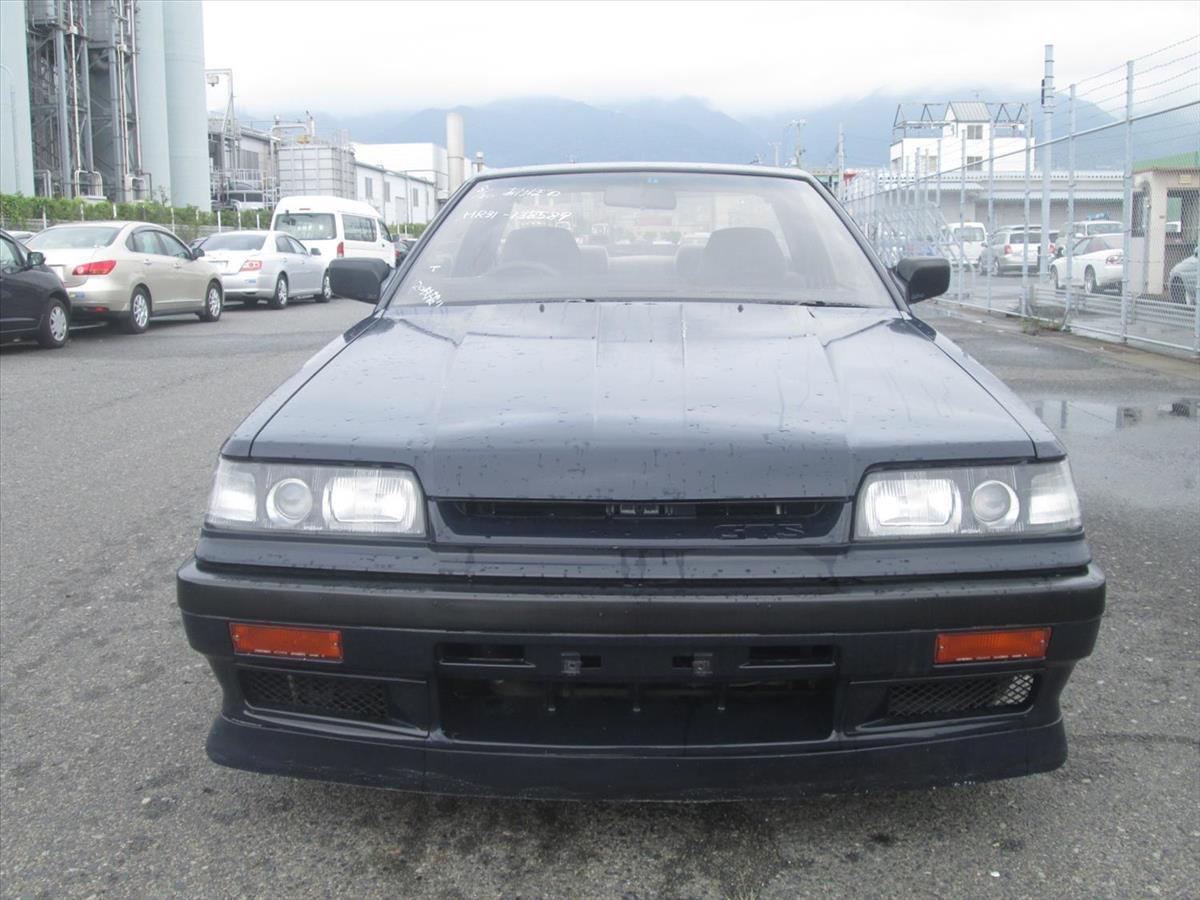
top-left (203, 1), bottom-right (1197, 116)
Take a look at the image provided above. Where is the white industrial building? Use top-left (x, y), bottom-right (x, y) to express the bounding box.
top-left (889, 101), bottom-right (1030, 176)
top-left (0, 0), bottom-right (210, 207)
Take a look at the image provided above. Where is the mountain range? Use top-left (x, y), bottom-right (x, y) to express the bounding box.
top-left (252, 92), bottom-right (1192, 170)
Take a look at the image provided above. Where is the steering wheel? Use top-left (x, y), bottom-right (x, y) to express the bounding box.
top-left (489, 260), bottom-right (558, 279)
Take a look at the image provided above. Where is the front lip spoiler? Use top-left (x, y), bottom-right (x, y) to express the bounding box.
top-left (204, 713), bottom-right (1070, 801)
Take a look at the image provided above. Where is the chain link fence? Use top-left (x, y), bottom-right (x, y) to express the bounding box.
top-left (841, 37), bottom-right (1200, 355)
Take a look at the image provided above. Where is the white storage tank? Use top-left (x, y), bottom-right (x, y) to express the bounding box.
top-left (162, 0), bottom-right (209, 208)
top-left (135, 0), bottom-right (172, 203)
top-left (0, 0), bottom-right (34, 195)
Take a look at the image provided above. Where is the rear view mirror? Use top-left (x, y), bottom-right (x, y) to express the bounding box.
top-left (328, 258), bottom-right (390, 304)
top-left (893, 257), bottom-right (950, 304)
top-left (603, 184), bottom-right (677, 210)
top-left (26, 251), bottom-right (45, 268)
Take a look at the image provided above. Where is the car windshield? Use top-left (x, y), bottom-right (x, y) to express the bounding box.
top-left (952, 226), bottom-right (985, 242)
top-left (203, 233), bottom-right (266, 251)
top-left (1087, 222), bottom-right (1122, 235)
top-left (387, 172), bottom-right (894, 309)
top-left (27, 226), bottom-right (120, 249)
top-left (274, 213), bottom-right (336, 241)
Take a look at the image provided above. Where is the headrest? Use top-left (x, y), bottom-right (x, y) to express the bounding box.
top-left (699, 227), bottom-right (787, 283)
top-left (500, 226), bottom-right (582, 272)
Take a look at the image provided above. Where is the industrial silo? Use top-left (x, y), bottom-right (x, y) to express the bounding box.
top-left (0, 0), bottom-right (34, 195)
top-left (135, 0), bottom-right (172, 203)
top-left (162, 0), bottom-right (209, 208)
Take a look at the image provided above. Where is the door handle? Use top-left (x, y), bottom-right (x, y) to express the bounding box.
top-left (143, 259), bottom-right (153, 265)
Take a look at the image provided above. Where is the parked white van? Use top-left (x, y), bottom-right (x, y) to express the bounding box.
top-left (270, 196), bottom-right (394, 269)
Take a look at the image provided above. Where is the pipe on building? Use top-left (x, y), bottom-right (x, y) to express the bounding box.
top-left (162, 0), bottom-right (209, 208)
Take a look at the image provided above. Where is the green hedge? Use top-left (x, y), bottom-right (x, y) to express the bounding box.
top-left (0, 193), bottom-right (270, 229)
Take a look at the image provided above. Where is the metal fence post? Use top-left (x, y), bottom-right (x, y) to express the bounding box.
top-left (256, 211), bottom-right (261, 228)
top-left (959, 133), bottom-right (966, 304)
top-left (935, 133), bottom-right (942, 215)
top-left (217, 209), bottom-right (222, 232)
top-left (1021, 127), bottom-right (1031, 315)
top-left (1039, 44), bottom-right (1054, 283)
top-left (1065, 83), bottom-right (1076, 319)
top-left (1120, 60), bottom-right (1134, 344)
top-left (986, 123), bottom-right (994, 312)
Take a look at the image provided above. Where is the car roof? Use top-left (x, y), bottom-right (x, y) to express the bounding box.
top-left (39, 220), bottom-right (159, 229)
top-left (472, 162), bottom-right (820, 185)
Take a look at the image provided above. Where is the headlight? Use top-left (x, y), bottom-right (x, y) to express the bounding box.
top-left (206, 458), bottom-right (426, 536)
top-left (854, 460), bottom-right (1080, 540)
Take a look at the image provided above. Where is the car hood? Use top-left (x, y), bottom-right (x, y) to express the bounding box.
top-left (246, 302), bottom-right (1039, 500)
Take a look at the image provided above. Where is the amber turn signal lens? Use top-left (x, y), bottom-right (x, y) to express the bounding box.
top-left (229, 623), bottom-right (343, 661)
top-left (934, 627), bottom-right (1050, 664)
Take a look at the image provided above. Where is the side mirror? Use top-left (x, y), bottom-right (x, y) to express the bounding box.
top-left (328, 258), bottom-right (390, 304)
top-left (26, 251), bottom-right (45, 268)
top-left (191, 247), bottom-right (205, 259)
top-left (310, 247), bottom-right (321, 256)
top-left (894, 257), bottom-right (950, 304)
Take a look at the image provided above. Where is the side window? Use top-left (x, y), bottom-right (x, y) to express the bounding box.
top-left (156, 231), bottom-right (191, 259)
top-left (128, 230), bottom-right (152, 254)
top-left (275, 236), bottom-right (292, 254)
top-left (0, 236), bottom-right (21, 272)
top-left (345, 215), bottom-right (376, 242)
top-left (287, 237), bottom-right (308, 255)
top-left (378, 220), bottom-right (392, 242)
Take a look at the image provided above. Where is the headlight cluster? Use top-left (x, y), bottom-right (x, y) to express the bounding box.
top-left (206, 459), bottom-right (426, 536)
top-left (854, 460), bottom-right (1080, 540)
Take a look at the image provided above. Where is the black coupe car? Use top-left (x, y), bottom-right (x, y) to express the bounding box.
top-left (177, 164), bottom-right (1104, 800)
top-left (0, 229), bottom-right (70, 349)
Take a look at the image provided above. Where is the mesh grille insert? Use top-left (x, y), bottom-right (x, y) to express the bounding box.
top-left (886, 674), bottom-right (1036, 721)
top-left (239, 669), bottom-right (389, 722)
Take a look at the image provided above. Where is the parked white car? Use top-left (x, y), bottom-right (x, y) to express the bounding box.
top-left (198, 231), bottom-right (331, 309)
top-left (270, 196), bottom-right (394, 270)
top-left (1054, 218), bottom-right (1122, 257)
top-left (1050, 234), bottom-right (1124, 294)
top-left (941, 222), bottom-right (987, 268)
top-left (1167, 248), bottom-right (1197, 305)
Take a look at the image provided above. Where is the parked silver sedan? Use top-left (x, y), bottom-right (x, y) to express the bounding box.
top-left (25, 222), bottom-right (223, 334)
top-left (198, 231), bottom-right (331, 309)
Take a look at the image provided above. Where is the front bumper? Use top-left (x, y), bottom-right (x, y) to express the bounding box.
top-left (177, 559), bottom-right (1104, 800)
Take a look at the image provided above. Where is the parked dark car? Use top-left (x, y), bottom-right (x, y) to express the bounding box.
top-left (178, 164), bottom-right (1105, 800)
top-left (391, 235), bottom-right (417, 265)
top-left (0, 229), bottom-right (71, 349)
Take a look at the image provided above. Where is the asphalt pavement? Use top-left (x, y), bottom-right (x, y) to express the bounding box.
top-left (1, 298), bottom-right (1197, 898)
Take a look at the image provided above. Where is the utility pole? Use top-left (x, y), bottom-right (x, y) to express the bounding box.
top-left (836, 123), bottom-right (845, 201)
top-left (789, 119), bottom-right (807, 168)
top-left (1039, 44), bottom-right (1054, 282)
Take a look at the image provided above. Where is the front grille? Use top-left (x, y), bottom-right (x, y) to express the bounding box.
top-left (239, 669), bottom-right (389, 722)
top-left (885, 674), bottom-right (1036, 721)
top-left (438, 498), bottom-right (842, 542)
top-left (439, 677), bottom-right (835, 746)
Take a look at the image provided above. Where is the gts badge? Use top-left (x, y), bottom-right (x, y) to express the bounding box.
top-left (714, 524), bottom-right (808, 540)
